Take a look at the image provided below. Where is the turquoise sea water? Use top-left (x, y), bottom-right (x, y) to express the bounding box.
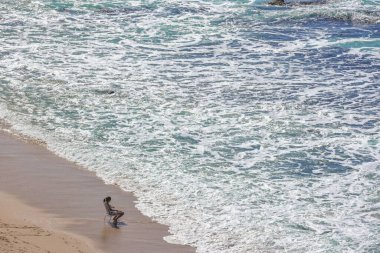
top-left (1, 0), bottom-right (379, 252)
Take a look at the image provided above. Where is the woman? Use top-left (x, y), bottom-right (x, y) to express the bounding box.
top-left (103, 196), bottom-right (124, 226)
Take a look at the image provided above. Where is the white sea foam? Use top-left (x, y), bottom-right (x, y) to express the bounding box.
top-left (1, 0), bottom-right (379, 252)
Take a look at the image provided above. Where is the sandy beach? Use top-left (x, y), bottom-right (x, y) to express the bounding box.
top-left (0, 130), bottom-right (195, 253)
top-left (0, 191), bottom-right (98, 253)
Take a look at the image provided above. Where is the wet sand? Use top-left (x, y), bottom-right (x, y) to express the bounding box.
top-left (0, 130), bottom-right (195, 253)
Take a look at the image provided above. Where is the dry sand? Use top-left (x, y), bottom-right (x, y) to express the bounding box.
top-left (0, 130), bottom-right (196, 253)
top-left (0, 191), bottom-right (98, 253)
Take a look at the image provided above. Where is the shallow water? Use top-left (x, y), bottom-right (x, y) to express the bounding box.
top-left (1, 0), bottom-right (379, 252)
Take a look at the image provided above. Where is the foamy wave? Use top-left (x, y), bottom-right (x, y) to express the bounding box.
top-left (256, 0), bottom-right (380, 24)
top-left (1, 0), bottom-right (379, 252)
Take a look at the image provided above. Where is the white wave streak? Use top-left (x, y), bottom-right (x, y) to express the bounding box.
top-left (0, 0), bottom-right (379, 252)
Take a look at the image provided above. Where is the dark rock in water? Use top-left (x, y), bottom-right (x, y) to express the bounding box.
top-left (94, 89), bottom-right (116, 95)
top-left (268, 0), bottom-right (285, 6)
top-left (268, 0), bottom-right (327, 6)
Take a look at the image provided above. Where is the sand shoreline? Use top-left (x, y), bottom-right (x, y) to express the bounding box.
top-left (0, 191), bottom-right (99, 253)
top-left (0, 130), bottom-right (195, 253)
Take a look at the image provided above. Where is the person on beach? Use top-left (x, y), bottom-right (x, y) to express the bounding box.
top-left (103, 196), bottom-right (124, 226)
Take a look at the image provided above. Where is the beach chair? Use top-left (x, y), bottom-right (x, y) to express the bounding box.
top-left (103, 196), bottom-right (125, 226)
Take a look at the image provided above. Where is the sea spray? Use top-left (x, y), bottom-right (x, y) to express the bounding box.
top-left (1, 0), bottom-right (379, 252)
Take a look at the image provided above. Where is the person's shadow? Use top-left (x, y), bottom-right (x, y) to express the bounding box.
top-left (110, 220), bottom-right (128, 229)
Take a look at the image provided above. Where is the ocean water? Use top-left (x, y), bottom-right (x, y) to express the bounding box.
top-left (0, 0), bottom-right (379, 252)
